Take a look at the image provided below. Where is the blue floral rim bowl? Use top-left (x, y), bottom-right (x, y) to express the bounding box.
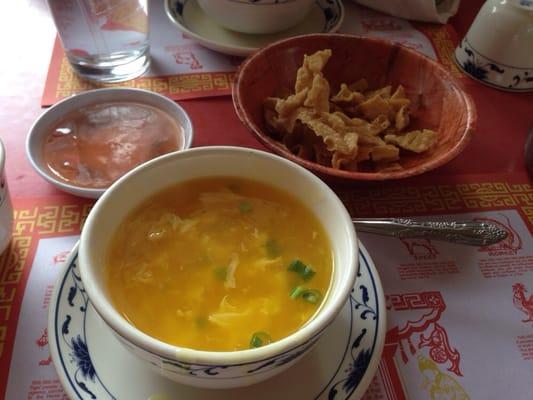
top-left (78, 146), bottom-right (359, 389)
top-left (454, 0), bottom-right (533, 92)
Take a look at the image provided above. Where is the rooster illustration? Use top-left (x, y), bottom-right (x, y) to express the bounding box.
top-left (512, 283), bottom-right (533, 322)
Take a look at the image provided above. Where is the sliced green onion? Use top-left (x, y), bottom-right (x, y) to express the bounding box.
top-left (302, 266), bottom-right (315, 281)
top-left (288, 259), bottom-right (305, 273)
top-left (250, 331), bottom-right (272, 348)
top-left (288, 259), bottom-right (315, 281)
top-left (265, 238), bottom-right (281, 259)
top-left (238, 201), bottom-right (252, 213)
top-left (213, 266), bottom-right (227, 281)
top-left (302, 289), bottom-right (322, 304)
top-left (289, 285), bottom-right (305, 299)
top-left (290, 286), bottom-right (322, 304)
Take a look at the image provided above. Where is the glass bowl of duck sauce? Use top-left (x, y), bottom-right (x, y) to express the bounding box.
top-left (26, 88), bottom-right (193, 198)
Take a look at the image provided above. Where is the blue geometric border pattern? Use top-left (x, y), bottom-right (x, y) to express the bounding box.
top-left (52, 248), bottom-right (380, 399)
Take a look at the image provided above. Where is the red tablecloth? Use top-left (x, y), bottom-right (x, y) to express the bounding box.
top-left (0, 1), bottom-right (532, 399)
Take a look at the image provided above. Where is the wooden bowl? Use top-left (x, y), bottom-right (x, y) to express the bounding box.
top-left (232, 34), bottom-right (476, 180)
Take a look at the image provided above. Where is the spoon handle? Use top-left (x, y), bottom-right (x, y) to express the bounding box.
top-left (352, 218), bottom-right (508, 246)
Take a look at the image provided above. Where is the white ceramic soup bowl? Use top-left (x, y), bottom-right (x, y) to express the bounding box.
top-left (26, 88), bottom-right (194, 199)
top-left (79, 146), bottom-right (358, 389)
top-left (196, 0), bottom-right (315, 34)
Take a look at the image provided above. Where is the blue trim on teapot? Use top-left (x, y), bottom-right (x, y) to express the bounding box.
top-left (455, 37), bottom-right (533, 92)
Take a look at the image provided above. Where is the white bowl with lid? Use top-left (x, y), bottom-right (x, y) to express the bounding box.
top-left (26, 88), bottom-right (194, 198)
top-left (196, 0), bottom-right (315, 34)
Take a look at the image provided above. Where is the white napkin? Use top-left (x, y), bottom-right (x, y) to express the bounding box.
top-left (353, 0), bottom-right (461, 23)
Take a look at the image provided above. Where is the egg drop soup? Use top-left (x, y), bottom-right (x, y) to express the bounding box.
top-left (106, 177), bottom-right (333, 351)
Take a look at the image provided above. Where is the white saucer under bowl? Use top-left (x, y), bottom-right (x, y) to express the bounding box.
top-left (48, 241), bottom-right (385, 399)
top-left (164, 0), bottom-right (344, 57)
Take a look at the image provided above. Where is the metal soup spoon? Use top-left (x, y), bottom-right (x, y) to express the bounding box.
top-left (352, 218), bottom-right (508, 246)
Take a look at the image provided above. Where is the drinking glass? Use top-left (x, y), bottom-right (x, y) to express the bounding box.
top-left (48, 0), bottom-right (150, 83)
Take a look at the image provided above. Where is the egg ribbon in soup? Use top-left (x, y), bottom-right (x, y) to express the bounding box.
top-left (106, 177), bottom-right (333, 351)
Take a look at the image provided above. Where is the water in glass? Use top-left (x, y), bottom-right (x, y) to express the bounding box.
top-left (48, 0), bottom-right (150, 83)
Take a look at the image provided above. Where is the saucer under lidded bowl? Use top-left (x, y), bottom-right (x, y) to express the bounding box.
top-left (454, 0), bottom-right (533, 92)
top-left (196, 0), bottom-right (315, 34)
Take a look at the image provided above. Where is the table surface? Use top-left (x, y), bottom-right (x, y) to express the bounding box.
top-left (1, 1), bottom-right (532, 199)
top-left (1, 1), bottom-right (532, 399)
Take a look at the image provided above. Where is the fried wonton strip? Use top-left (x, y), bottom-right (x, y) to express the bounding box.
top-left (275, 89), bottom-right (308, 118)
top-left (337, 157), bottom-right (360, 171)
top-left (391, 85), bottom-right (406, 99)
top-left (389, 85), bottom-right (411, 111)
top-left (370, 114), bottom-right (391, 134)
top-left (395, 105), bottom-right (410, 131)
top-left (297, 111), bottom-right (359, 156)
top-left (319, 111), bottom-right (351, 132)
top-left (358, 133), bottom-right (386, 147)
top-left (384, 129), bottom-right (438, 153)
top-left (331, 83), bottom-right (365, 105)
top-left (332, 151), bottom-right (357, 169)
top-left (348, 78), bottom-right (368, 92)
top-left (298, 109), bottom-right (358, 158)
top-left (331, 112), bottom-right (368, 128)
top-left (365, 85), bottom-right (391, 100)
top-left (274, 90), bottom-right (310, 133)
top-left (329, 111), bottom-right (387, 137)
top-left (295, 49), bottom-right (332, 93)
top-left (305, 49), bottom-right (332, 73)
top-left (371, 145), bottom-right (400, 162)
top-left (313, 122), bottom-right (357, 155)
top-left (357, 94), bottom-right (392, 120)
top-left (304, 74), bottom-right (330, 113)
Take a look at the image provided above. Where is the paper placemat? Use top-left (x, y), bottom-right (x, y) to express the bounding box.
top-left (2, 180), bottom-right (533, 398)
